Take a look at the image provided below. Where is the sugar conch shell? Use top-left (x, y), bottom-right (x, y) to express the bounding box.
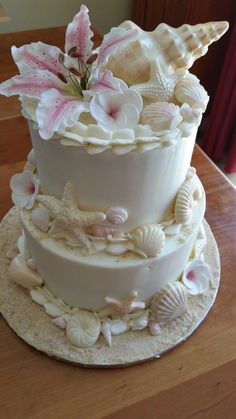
top-left (151, 282), bottom-right (188, 323)
top-left (9, 254), bottom-right (43, 289)
top-left (107, 20), bottom-right (229, 85)
top-left (175, 175), bottom-right (202, 224)
top-left (66, 311), bottom-right (101, 347)
top-left (141, 101), bottom-right (182, 131)
top-left (132, 224), bottom-right (165, 258)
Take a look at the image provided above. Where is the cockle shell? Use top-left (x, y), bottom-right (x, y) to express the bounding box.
top-left (31, 205), bottom-right (51, 232)
top-left (132, 224), bottom-right (165, 258)
top-left (9, 254), bottom-right (43, 289)
top-left (175, 176), bottom-right (202, 224)
top-left (151, 282), bottom-right (189, 323)
top-left (106, 207), bottom-right (128, 225)
top-left (175, 78), bottom-right (209, 111)
top-left (107, 20), bottom-right (229, 85)
top-left (66, 311), bottom-right (101, 347)
top-left (141, 101), bottom-right (182, 131)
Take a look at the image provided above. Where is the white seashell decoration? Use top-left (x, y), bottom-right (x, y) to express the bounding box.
top-left (31, 205), bottom-right (51, 232)
top-left (107, 20), bottom-right (229, 85)
top-left (106, 242), bottom-right (129, 255)
top-left (66, 311), bottom-right (101, 347)
top-left (175, 176), bottom-right (202, 224)
top-left (129, 311), bottom-right (149, 330)
top-left (132, 224), bottom-right (165, 258)
top-left (101, 318), bottom-right (112, 346)
top-left (151, 282), bottom-right (189, 324)
top-left (141, 101), bottom-right (182, 131)
top-left (148, 320), bottom-right (161, 335)
top-left (106, 207), bottom-right (128, 225)
top-left (44, 302), bottom-right (65, 317)
top-left (109, 318), bottom-right (129, 335)
top-left (182, 259), bottom-right (212, 295)
top-left (52, 315), bottom-right (70, 329)
top-left (30, 288), bottom-right (50, 305)
top-left (17, 234), bottom-right (29, 259)
top-left (175, 78), bottom-right (209, 111)
top-left (9, 254), bottom-right (43, 289)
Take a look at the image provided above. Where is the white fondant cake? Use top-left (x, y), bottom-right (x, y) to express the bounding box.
top-left (0, 5), bottom-right (228, 349)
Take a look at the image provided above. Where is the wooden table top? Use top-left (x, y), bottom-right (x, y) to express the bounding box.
top-left (0, 28), bottom-right (236, 419)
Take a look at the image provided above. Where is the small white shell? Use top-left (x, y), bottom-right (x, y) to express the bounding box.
top-left (66, 311), bottom-right (101, 347)
top-left (151, 282), bottom-right (188, 323)
top-left (106, 207), bottom-right (128, 225)
top-left (9, 254), bottom-right (43, 289)
top-left (175, 176), bottom-right (202, 224)
top-left (44, 302), bottom-right (65, 317)
top-left (101, 319), bottom-right (112, 346)
top-left (52, 315), bottom-right (70, 329)
top-left (141, 101), bottom-right (182, 131)
top-left (17, 234), bottom-right (29, 259)
top-left (31, 205), bottom-right (51, 232)
top-left (132, 224), bottom-right (165, 258)
top-left (129, 311), bottom-right (149, 330)
top-left (175, 78), bottom-right (209, 111)
top-left (148, 320), bottom-right (161, 335)
top-left (182, 259), bottom-right (212, 295)
top-left (110, 319), bottom-right (129, 335)
top-left (106, 242), bottom-right (129, 255)
top-left (30, 288), bottom-right (50, 305)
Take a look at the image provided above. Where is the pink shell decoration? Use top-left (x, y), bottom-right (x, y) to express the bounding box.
top-left (88, 224), bottom-right (120, 238)
top-left (151, 282), bottom-right (188, 324)
top-left (106, 207), bottom-right (128, 225)
top-left (31, 205), bottom-right (51, 231)
top-left (148, 320), bottom-right (161, 335)
top-left (182, 259), bottom-right (212, 295)
top-left (27, 258), bottom-right (38, 271)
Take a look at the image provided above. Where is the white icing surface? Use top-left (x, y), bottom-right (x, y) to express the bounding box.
top-left (21, 183), bottom-right (205, 311)
top-left (29, 122), bottom-right (196, 229)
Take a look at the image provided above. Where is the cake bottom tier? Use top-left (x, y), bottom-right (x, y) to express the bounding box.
top-left (21, 190), bottom-right (205, 311)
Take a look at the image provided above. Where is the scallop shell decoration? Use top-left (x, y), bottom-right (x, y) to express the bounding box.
top-left (106, 20), bottom-right (229, 85)
top-left (151, 282), bottom-right (189, 324)
top-left (106, 207), bottom-right (128, 225)
top-left (132, 224), bottom-right (165, 258)
top-left (175, 78), bottom-right (209, 111)
top-left (141, 101), bottom-right (182, 131)
top-left (66, 311), bottom-right (101, 347)
top-left (175, 176), bottom-right (202, 224)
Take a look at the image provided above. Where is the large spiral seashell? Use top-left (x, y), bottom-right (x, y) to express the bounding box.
top-left (151, 282), bottom-right (188, 323)
top-left (141, 101), bottom-right (182, 131)
top-left (175, 176), bottom-right (202, 224)
top-left (66, 311), bottom-right (101, 347)
top-left (132, 224), bottom-right (165, 258)
top-left (107, 21), bottom-right (229, 85)
top-left (175, 78), bottom-right (209, 111)
top-left (106, 207), bottom-right (128, 225)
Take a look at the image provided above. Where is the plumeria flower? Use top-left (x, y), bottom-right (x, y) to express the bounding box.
top-left (90, 89), bottom-right (143, 130)
top-left (0, 5), bottom-right (139, 139)
top-left (10, 171), bottom-right (40, 209)
top-left (182, 259), bottom-right (213, 295)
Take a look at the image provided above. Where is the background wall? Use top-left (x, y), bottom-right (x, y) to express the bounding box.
top-left (0, 0), bottom-right (133, 34)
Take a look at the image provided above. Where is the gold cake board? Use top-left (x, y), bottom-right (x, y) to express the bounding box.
top-left (0, 208), bottom-right (220, 368)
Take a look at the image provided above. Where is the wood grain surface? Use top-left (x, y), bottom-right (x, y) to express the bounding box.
top-left (0, 28), bottom-right (236, 419)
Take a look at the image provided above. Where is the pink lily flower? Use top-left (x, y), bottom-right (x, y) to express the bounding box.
top-left (0, 5), bottom-right (138, 139)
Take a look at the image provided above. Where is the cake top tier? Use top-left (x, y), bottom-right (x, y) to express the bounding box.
top-left (0, 5), bottom-right (228, 149)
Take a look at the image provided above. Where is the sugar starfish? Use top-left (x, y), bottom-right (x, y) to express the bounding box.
top-left (131, 60), bottom-right (186, 102)
top-left (36, 182), bottom-right (106, 251)
top-left (99, 290), bottom-right (145, 317)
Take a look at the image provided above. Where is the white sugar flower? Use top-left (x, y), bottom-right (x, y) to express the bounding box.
top-left (10, 171), bottom-right (40, 209)
top-left (182, 259), bottom-right (212, 295)
top-left (90, 89), bottom-right (143, 130)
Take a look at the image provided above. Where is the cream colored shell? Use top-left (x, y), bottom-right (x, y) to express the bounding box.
top-left (175, 175), bottom-right (202, 224)
top-left (9, 254), bottom-right (43, 289)
top-left (175, 78), bottom-right (209, 111)
top-left (151, 282), bottom-right (188, 323)
top-left (66, 311), bottom-right (101, 347)
top-left (132, 224), bottom-right (165, 258)
top-left (141, 101), bottom-right (182, 131)
top-left (107, 20), bottom-right (229, 85)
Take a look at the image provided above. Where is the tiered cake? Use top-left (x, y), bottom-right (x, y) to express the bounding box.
top-left (0, 6), bottom-right (228, 349)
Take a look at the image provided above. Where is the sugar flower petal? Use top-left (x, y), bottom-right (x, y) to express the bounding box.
top-left (36, 88), bottom-right (90, 139)
top-left (0, 70), bottom-right (66, 98)
top-left (182, 259), bottom-right (212, 295)
top-left (10, 171), bottom-right (39, 209)
top-left (97, 27), bottom-right (139, 68)
top-left (87, 70), bottom-right (127, 97)
top-left (12, 42), bottom-right (66, 76)
top-left (65, 4), bottom-right (93, 60)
